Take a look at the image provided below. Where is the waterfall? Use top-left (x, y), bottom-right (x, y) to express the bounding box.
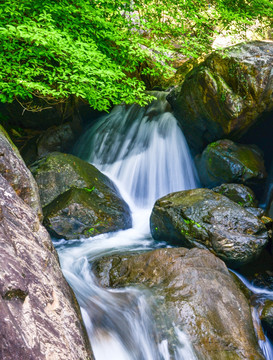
top-left (74, 91), bottom-right (198, 208)
top-left (54, 92), bottom-right (199, 359)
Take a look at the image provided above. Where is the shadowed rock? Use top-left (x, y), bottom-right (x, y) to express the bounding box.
top-left (167, 41), bottom-right (273, 154)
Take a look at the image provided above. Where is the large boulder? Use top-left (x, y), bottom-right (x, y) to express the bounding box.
top-left (195, 139), bottom-right (266, 189)
top-left (94, 247), bottom-right (264, 360)
top-left (0, 174), bottom-right (93, 359)
top-left (0, 125), bottom-right (42, 219)
top-left (150, 188), bottom-right (268, 268)
top-left (31, 152), bottom-right (132, 239)
top-left (167, 41), bottom-right (273, 154)
top-left (43, 187), bottom-right (132, 239)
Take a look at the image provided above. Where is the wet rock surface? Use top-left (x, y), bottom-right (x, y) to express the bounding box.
top-left (31, 152), bottom-right (132, 239)
top-left (195, 139), bottom-right (266, 189)
top-left (94, 247), bottom-right (264, 360)
top-left (212, 183), bottom-right (258, 207)
top-left (43, 187), bottom-right (132, 239)
top-left (167, 41), bottom-right (273, 154)
top-left (0, 174), bottom-right (93, 360)
top-left (150, 188), bottom-right (268, 268)
top-left (0, 125), bottom-right (42, 219)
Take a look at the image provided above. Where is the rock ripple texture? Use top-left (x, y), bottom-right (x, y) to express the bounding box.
top-left (150, 188), bottom-right (268, 268)
top-left (0, 174), bottom-right (93, 359)
top-left (94, 247), bottom-right (264, 360)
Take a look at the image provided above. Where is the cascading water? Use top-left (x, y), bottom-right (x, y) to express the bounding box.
top-left (231, 270), bottom-right (273, 360)
top-left (54, 91), bottom-right (273, 360)
top-left (74, 91), bottom-right (198, 208)
top-left (54, 92), bottom-right (198, 359)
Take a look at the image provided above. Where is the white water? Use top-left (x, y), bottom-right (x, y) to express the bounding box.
top-left (55, 93), bottom-right (198, 359)
top-left (231, 270), bottom-right (273, 359)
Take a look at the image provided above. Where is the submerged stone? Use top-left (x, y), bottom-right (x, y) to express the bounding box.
top-left (150, 188), bottom-right (268, 268)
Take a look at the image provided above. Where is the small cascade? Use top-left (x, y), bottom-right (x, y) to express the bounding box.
top-left (75, 91), bottom-right (198, 207)
top-left (231, 270), bottom-right (273, 359)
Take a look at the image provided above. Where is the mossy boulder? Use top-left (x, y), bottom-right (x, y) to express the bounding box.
top-left (195, 139), bottom-right (266, 190)
top-left (94, 247), bottom-right (264, 360)
top-left (0, 125), bottom-right (42, 219)
top-left (167, 41), bottom-right (273, 154)
top-left (43, 187), bottom-right (132, 239)
top-left (31, 152), bottom-right (132, 239)
top-left (150, 188), bottom-right (268, 268)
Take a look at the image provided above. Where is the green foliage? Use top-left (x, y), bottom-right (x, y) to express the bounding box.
top-left (0, 0), bottom-right (272, 111)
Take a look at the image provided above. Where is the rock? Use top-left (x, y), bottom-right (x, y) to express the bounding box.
top-left (94, 247), bottom-right (264, 360)
top-left (31, 152), bottom-right (132, 238)
top-left (261, 300), bottom-right (273, 341)
top-left (0, 125), bottom-right (42, 219)
top-left (43, 187), bottom-right (132, 239)
top-left (167, 41), bottom-right (273, 154)
top-left (195, 139), bottom-right (266, 189)
top-left (0, 174), bottom-right (93, 359)
top-left (20, 123), bottom-right (76, 166)
top-left (150, 188), bottom-right (268, 268)
top-left (212, 183), bottom-right (257, 207)
top-left (212, 183), bottom-right (265, 217)
top-left (37, 122), bottom-right (75, 157)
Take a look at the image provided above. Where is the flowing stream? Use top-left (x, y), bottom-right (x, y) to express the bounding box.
top-left (54, 92), bottom-right (273, 359)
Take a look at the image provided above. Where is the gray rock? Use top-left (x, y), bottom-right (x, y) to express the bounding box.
top-left (150, 188), bottom-right (268, 268)
top-left (167, 41), bottom-right (273, 154)
top-left (0, 125), bottom-right (42, 219)
top-left (94, 247), bottom-right (264, 360)
top-left (0, 174), bottom-right (93, 359)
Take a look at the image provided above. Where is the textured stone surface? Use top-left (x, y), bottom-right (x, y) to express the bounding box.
top-left (150, 188), bottom-right (268, 268)
top-left (167, 41), bottom-right (273, 154)
top-left (212, 183), bottom-right (258, 207)
top-left (31, 152), bottom-right (132, 239)
top-left (94, 247), bottom-right (264, 360)
top-left (0, 174), bottom-right (93, 360)
top-left (195, 139), bottom-right (266, 189)
top-left (43, 187), bottom-right (132, 239)
top-left (0, 125), bottom-right (42, 219)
